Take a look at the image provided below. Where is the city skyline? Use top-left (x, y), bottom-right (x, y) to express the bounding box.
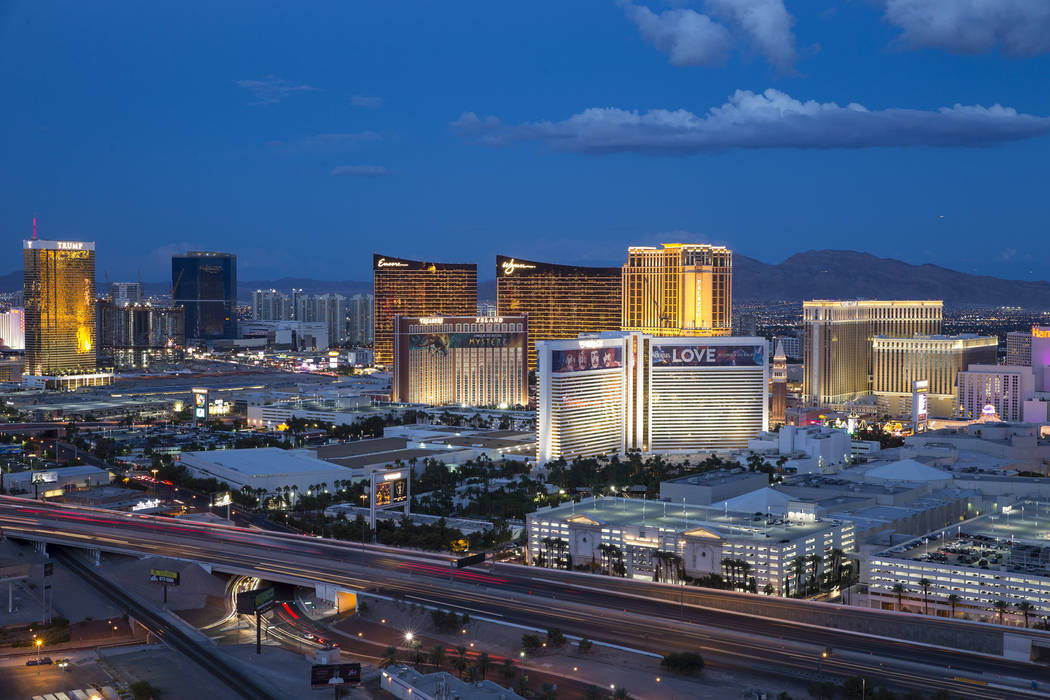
top-left (2, 1), bottom-right (1049, 281)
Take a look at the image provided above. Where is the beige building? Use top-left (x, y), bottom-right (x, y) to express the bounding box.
top-left (803, 300), bottom-right (942, 406)
top-left (622, 244), bottom-right (731, 337)
top-left (872, 334), bottom-right (997, 417)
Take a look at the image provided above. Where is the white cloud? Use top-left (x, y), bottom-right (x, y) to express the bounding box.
top-left (704, 0), bottom-right (797, 72)
top-left (620, 1), bottom-right (796, 71)
top-left (236, 76), bottom-right (321, 105)
top-left (330, 165), bottom-right (394, 177)
top-left (621, 3), bottom-right (732, 66)
top-left (451, 88), bottom-right (1050, 154)
top-left (351, 95), bottom-right (383, 108)
top-left (882, 0), bottom-right (1050, 56)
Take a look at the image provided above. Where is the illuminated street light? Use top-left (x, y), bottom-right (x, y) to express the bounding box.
top-left (404, 632), bottom-right (414, 642)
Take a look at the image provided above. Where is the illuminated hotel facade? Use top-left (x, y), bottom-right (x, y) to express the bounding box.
top-left (393, 314), bottom-right (528, 408)
top-left (495, 255), bottom-right (621, 371)
top-left (622, 244), bottom-right (732, 337)
top-left (803, 300), bottom-right (942, 406)
top-left (23, 239), bottom-right (112, 390)
top-left (872, 334), bottom-right (997, 417)
top-left (373, 254), bottom-right (477, 366)
top-left (537, 333), bottom-right (767, 465)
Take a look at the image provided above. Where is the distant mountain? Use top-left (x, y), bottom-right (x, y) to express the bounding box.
top-left (734, 250), bottom-right (1050, 307)
top-left (2, 250), bottom-right (1048, 307)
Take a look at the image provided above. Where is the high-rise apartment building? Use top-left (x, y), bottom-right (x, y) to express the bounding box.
top-left (23, 239), bottom-right (112, 390)
top-left (110, 282), bottom-right (143, 307)
top-left (872, 334), bottom-right (997, 417)
top-left (495, 255), bottom-right (621, 371)
top-left (622, 244), bottom-right (732, 337)
top-left (373, 254), bottom-right (477, 366)
top-left (1007, 330), bottom-right (1033, 368)
top-left (0, 308), bottom-right (25, 350)
top-left (537, 333), bottom-right (767, 465)
top-left (96, 301), bottom-right (185, 369)
top-left (311, 293), bottom-right (347, 346)
top-left (802, 300), bottom-right (942, 405)
top-left (348, 293), bottom-right (374, 346)
top-left (171, 251), bottom-right (237, 342)
top-left (252, 289), bottom-right (293, 321)
top-left (393, 314), bottom-right (528, 408)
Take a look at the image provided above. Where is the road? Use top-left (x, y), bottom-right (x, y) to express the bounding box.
top-left (0, 496), bottom-right (1045, 698)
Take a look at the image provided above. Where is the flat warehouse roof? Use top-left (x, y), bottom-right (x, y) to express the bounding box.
top-left (181, 448), bottom-right (352, 477)
top-left (314, 437), bottom-right (411, 458)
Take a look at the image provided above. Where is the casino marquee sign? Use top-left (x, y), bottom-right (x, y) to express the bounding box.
top-left (374, 253), bottom-right (475, 272)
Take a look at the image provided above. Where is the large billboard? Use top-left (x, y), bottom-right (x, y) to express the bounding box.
top-left (375, 475), bottom-right (409, 507)
top-left (192, 388), bottom-right (208, 421)
top-left (311, 663), bottom-right (361, 688)
top-left (236, 586), bottom-right (275, 614)
top-left (409, 331), bottom-right (525, 357)
top-left (551, 346), bottom-right (622, 373)
top-left (912, 379), bottom-right (929, 433)
top-left (149, 569), bottom-right (180, 585)
top-left (652, 344), bottom-right (764, 368)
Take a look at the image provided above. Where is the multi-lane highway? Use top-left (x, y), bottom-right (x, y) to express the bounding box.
top-left (1, 496), bottom-right (1045, 698)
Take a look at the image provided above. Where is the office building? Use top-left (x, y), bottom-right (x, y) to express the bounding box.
top-left (537, 333), bottom-right (767, 465)
top-left (393, 314), bottom-right (527, 408)
top-left (251, 289), bottom-right (293, 321)
top-left (771, 340), bottom-right (787, 428)
top-left (22, 240), bottom-right (112, 390)
top-left (0, 308), bottom-right (25, 350)
top-left (956, 364), bottom-right (1035, 423)
top-left (96, 301), bottom-right (185, 369)
top-left (348, 293), bottom-right (374, 346)
top-left (872, 334), bottom-right (998, 417)
top-left (373, 254), bottom-right (477, 366)
top-left (803, 300), bottom-right (942, 405)
top-left (171, 251), bottom-right (237, 342)
top-left (1006, 331), bottom-right (1032, 368)
top-left (496, 255), bottom-right (621, 371)
top-left (622, 243), bottom-right (732, 337)
top-left (526, 497), bottom-right (854, 595)
top-left (110, 282), bottom-right (143, 307)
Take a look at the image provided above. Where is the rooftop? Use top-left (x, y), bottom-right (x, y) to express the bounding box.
top-left (382, 666), bottom-right (525, 700)
top-left (180, 447), bottom-right (354, 477)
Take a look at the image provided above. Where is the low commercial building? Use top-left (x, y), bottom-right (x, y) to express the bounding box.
top-left (239, 320), bottom-right (329, 351)
top-left (867, 501), bottom-right (1050, 621)
top-left (659, 469), bottom-right (769, 505)
top-left (178, 447), bottom-right (364, 494)
top-left (3, 465), bottom-right (112, 497)
top-left (381, 666), bottom-right (524, 700)
top-left (526, 497), bottom-right (854, 595)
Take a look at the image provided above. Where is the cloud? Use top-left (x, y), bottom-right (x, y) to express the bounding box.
top-left (881, 0), bottom-right (1050, 56)
top-left (330, 165), bottom-right (394, 177)
top-left (351, 95), bottom-right (383, 108)
top-left (620, 1), bottom-right (796, 71)
top-left (236, 76), bottom-right (321, 105)
top-left (268, 132), bottom-right (382, 152)
top-left (621, 3), bottom-right (732, 67)
top-left (704, 0), bottom-right (797, 72)
top-left (451, 88), bottom-right (1050, 155)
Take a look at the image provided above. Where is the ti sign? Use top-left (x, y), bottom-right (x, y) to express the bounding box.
top-left (310, 663), bottom-right (361, 688)
top-left (149, 569), bottom-right (180, 585)
top-left (236, 586), bottom-right (275, 614)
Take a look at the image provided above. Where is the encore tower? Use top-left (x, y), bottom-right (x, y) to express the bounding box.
top-left (23, 239), bottom-right (111, 390)
top-left (496, 255), bottom-right (621, 371)
top-left (373, 254), bottom-right (477, 366)
top-left (622, 244), bottom-right (732, 337)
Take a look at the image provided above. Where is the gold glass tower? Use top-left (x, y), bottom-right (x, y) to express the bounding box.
top-left (622, 244), bottom-right (732, 336)
top-left (373, 254), bottom-right (477, 366)
top-left (23, 239), bottom-right (102, 385)
top-left (496, 255), bottom-right (621, 371)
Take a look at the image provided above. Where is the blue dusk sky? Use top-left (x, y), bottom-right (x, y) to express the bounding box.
top-left (1, 1), bottom-right (1049, 282)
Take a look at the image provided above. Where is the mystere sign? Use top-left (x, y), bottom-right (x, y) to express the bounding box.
top-left (652, 344), bottom-right (764, 367)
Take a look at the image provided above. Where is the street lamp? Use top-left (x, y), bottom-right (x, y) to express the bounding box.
top-left (404, 632), bottom-right (413, 643)
top-left (35, 637), bottom-right (43, 670)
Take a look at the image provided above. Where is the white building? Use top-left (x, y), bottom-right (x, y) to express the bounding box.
top-left (240, 320), bottom-right (328, 351)
top-left (0, 308), bottom-right (25, 350)
top-left (537, 333), bottom-right (767, 466)
top-left (526, 497), bottom-right (855, 595)
top-left (748, 424), bottom-right (853, 472)
top-left (178, 447), bottom-right (364, 494)
top-left (957, 364), bottom-right (1035, 423)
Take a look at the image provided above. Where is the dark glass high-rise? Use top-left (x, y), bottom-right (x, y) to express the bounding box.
top-left (171, 251), bottom-right (237, 342)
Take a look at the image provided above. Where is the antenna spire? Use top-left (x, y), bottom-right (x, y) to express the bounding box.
top-left (32, 216), bottom-right (37, 239)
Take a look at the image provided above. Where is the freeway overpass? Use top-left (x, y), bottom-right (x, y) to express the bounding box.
top-left (1, 495), bottom-right (1047, 698)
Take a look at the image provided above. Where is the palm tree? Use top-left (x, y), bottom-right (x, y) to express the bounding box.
top-left (829, 548), bottom-right (844, 586)
top-left (992, 599), bottom-right (1010, 625)
top-left (453, 647), bottom-right (469, 679)
top-left (1017, 601), bottom-right (1035, 628)
top-left (476, 652), bottom-right (491, 680)
top-left (918, 578), bottom-right (931, 615)
top-left (806, 554), bottom-right (822, 594)
top-left (501, 658), bottom-right (516, 681)
top-left (429, 644), bottom-right (445, 670)
top-left (381, 645), bottom-right (399, 668)
top-left (892, 582), bottom-right (906, 611)
top-left (946, 593), bottom-right (961, 618)
top-left (791, 556), bottom-right (806, 598)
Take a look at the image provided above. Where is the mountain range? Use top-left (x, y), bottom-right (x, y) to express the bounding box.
top-left (2, 251), bottom-right (1049, 308)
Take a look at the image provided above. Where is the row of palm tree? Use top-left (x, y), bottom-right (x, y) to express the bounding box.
top-left (598, 543), bottom-right (627, 577)
top-left (383, 643), bottom-right (510, 682)
top-left (721, 557), bottom-right (753, 591)
top-left (890, 579), bottom-right (1038, 626)
top-left (653, 550), bottom-right (684, 584)
top-left (537, 536), bottom-right (570, 569)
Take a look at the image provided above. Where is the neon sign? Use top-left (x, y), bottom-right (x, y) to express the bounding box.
top-left (500, 258), bottom-right (536, 275)
top-left (1032, 327), bottom-right (1050, 339)
top-left (377, 258), bottom-right (408, 268)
